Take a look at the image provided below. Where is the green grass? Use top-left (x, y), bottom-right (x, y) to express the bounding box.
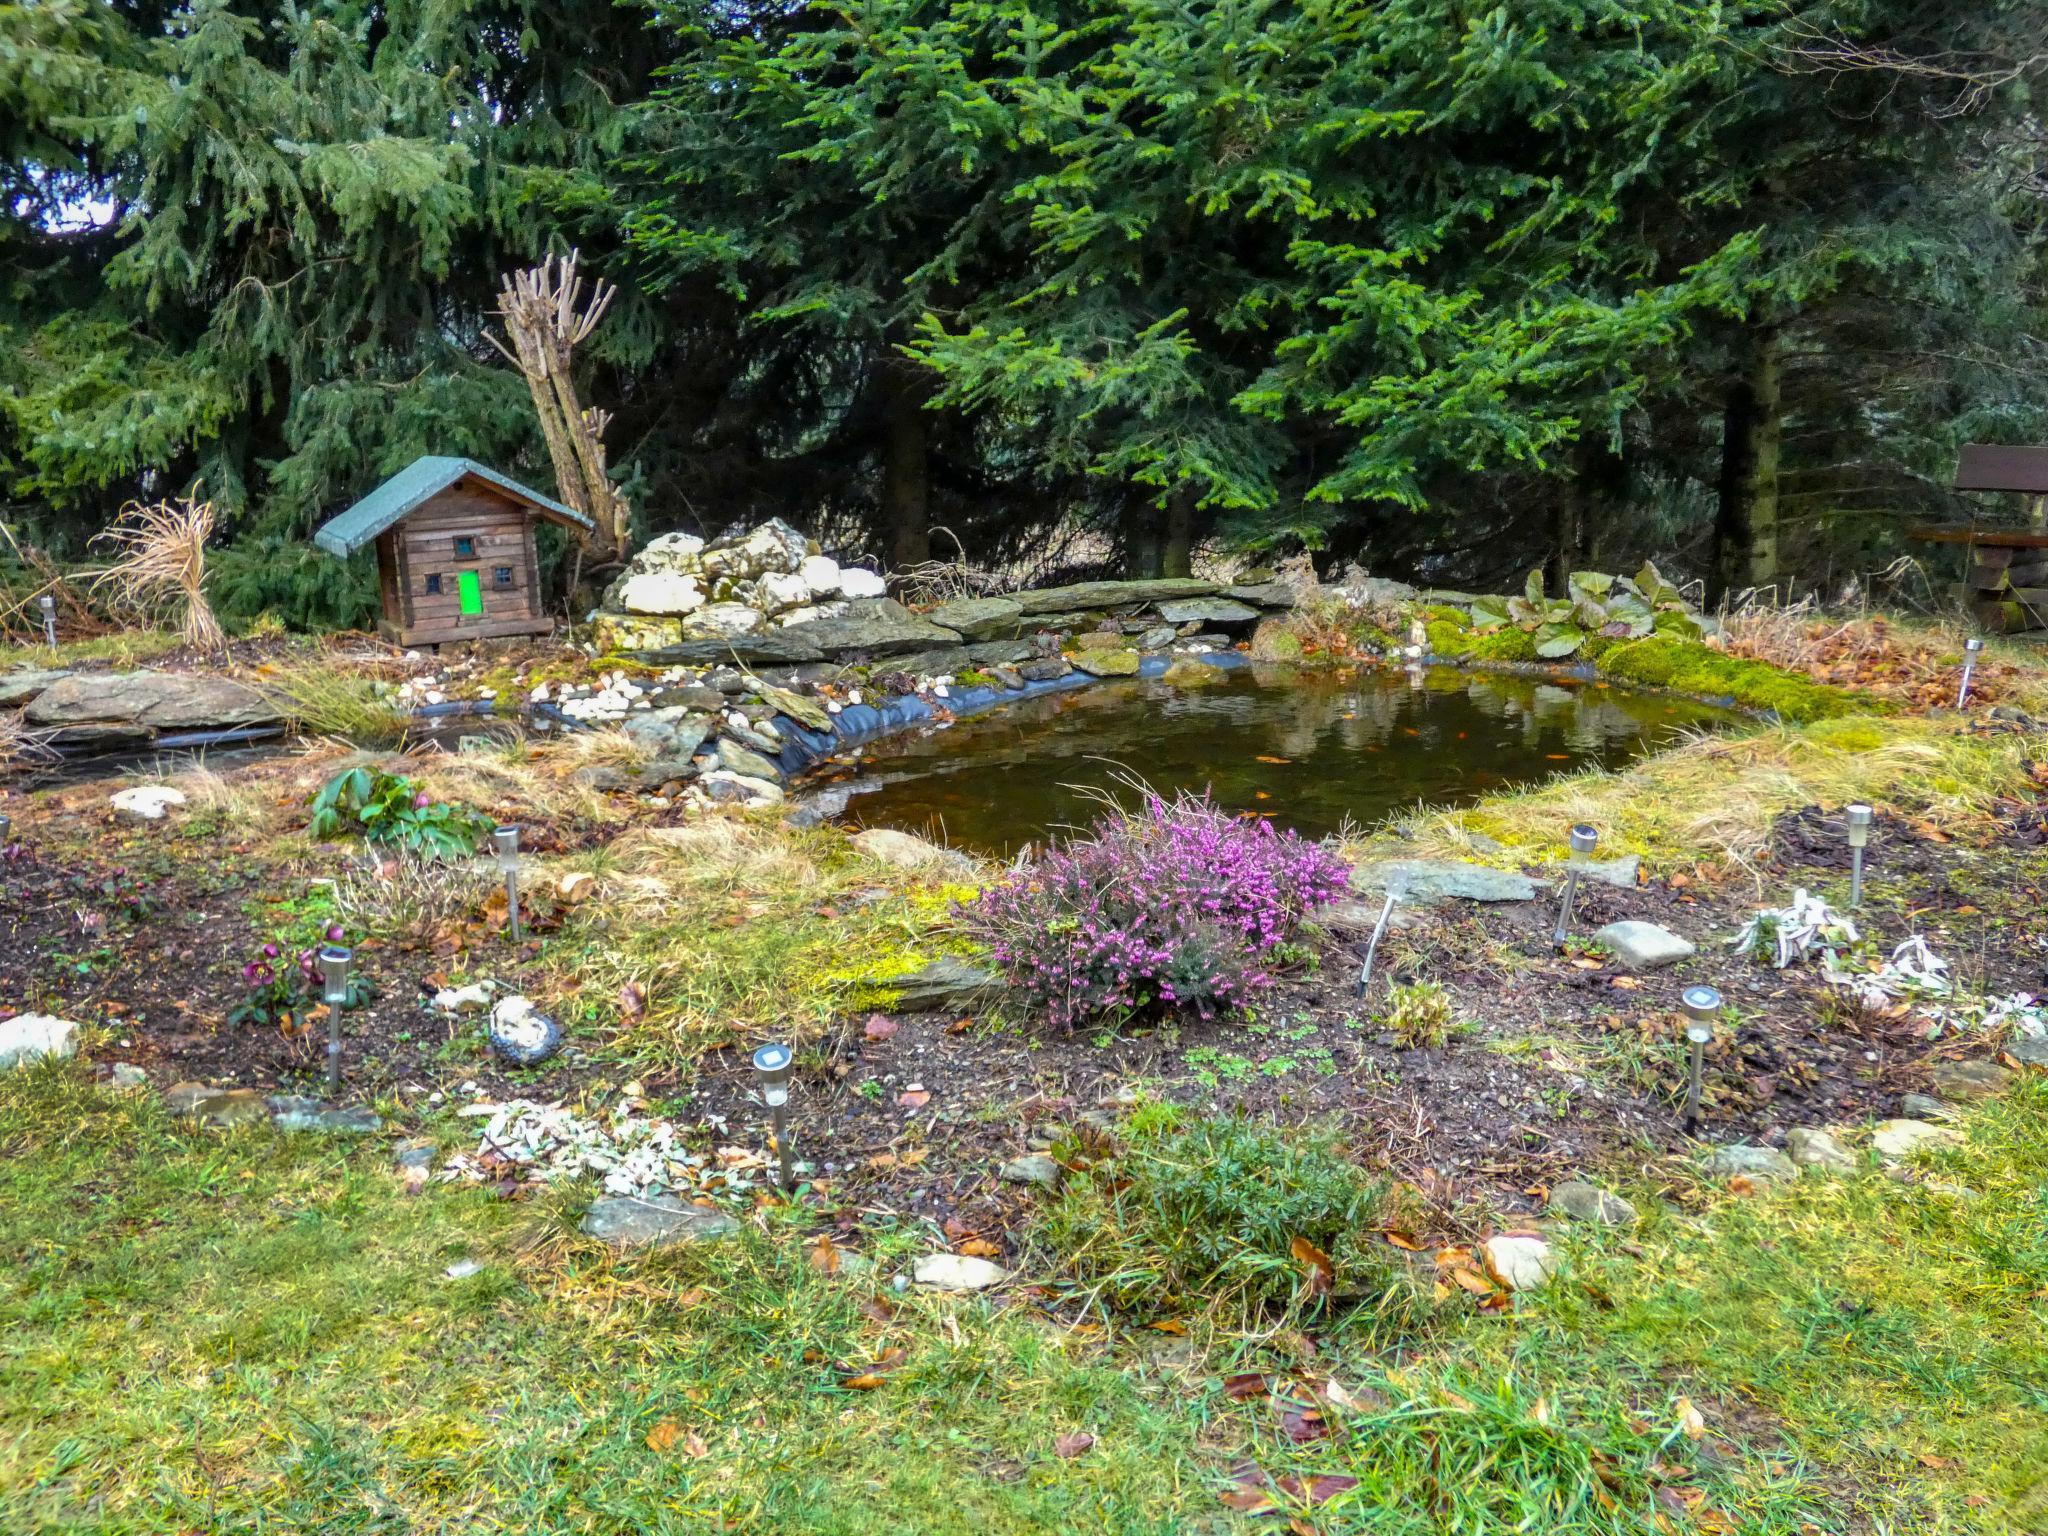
top-left (0, 628), bottom-right (187, 671)
top-left (5, 1066), bottom-right (2043, 1531)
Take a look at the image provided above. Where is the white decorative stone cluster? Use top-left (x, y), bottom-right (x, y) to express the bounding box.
top-left (606, 518), bottom-right (885, 633)
top-left (445, 1097), bottom-right (769, 1204)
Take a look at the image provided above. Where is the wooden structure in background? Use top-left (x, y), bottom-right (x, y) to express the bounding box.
top-left (1915, 445), bottom-right (2048, 633)
top-left (314, 457), bottom-right (593, 647)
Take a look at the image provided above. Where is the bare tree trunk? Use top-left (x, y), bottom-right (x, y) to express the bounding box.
top-left (1711, 327), bottom-right (1782, 605)
top-left (883, 369), bottom-right (931, 570)
top-left (1162, 492), bottom-right (1194, 578)
top-left (489, 250), bottom-right (632, 561)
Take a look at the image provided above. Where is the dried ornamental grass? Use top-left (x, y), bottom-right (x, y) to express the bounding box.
top-left (89, 495), bottom-right (225, 652)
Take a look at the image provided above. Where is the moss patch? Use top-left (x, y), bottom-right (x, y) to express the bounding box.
top-left (1596, 637), bottom-right (1871, 722)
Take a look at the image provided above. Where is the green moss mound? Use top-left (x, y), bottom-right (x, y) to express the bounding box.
top-left (1596, 637), bottom-right (1869, 721)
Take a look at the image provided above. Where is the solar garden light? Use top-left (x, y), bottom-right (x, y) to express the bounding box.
top-left (37, 593), bottom-right (56, 652)
top-left (0, 812), bottom-right (12, 846)
top-left (1845, 803), bottom-right (1873, 908)
top-left (492, 824), bottom-right (522, 943)
top-left (320, 945), bottom-right (353, 1094)
top-left (1956, 636), bottom-right (1984, 709)
top-left (1680, 984), bottom-right (1721, 1132)
top-left (1551, 824), bottom-right (1598, 946)
top-left (1355, 889), bottom-right (1398, 998)
top-left (753, 1042), bottom-right (796, 1192)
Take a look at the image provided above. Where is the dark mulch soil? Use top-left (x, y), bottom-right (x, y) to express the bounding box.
top-left (6, 770), bottom-right (2045, 1260)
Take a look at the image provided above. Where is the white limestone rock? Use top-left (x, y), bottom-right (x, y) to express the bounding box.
top-left (110, 785), bottom-right (186, 821)
top-left (614, 570), bottom-right (706, 616)
top-left (835, 566), bottom-right (888, 599)
top-left (0, 1013), bottom-right (79, 1069)
top-left (798, 554), bottom-right (843, 597)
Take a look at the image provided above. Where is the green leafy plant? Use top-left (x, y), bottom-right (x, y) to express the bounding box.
top-left (306, 767), bottom-right (495, 858)
top-left (1377, 978), bottom-right (1458, 1049)
top-left (1469, 564), bottom-right (1700, 659)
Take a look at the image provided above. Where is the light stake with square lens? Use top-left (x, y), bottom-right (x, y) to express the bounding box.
top-left (492, 825), bottom-right (522, 943)
top-left (38, 594), bottom-right (57, 651)
top-left (753, 1042), bottom-right (795, 1191)
top-left (1680, 984), bottom-right (1721, 1131)
top-left (1845, 803), bottom-right (1872, 908)
top-left (1957, 636), bottom-right (1984, 709)
top-left (1552, 824), bottom-right (1598, 946)
top-left (320, 945), bottom-right (353, 1094)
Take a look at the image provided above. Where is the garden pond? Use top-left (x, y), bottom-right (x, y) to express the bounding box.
top-left (834, 664), bottom-right (1733, 853)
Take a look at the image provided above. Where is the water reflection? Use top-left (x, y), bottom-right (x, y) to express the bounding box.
top-left (833, 665), bottom-right (1726, 855)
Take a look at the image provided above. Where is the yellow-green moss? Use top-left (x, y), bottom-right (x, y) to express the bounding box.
top-left (1596, 637), bottom-right (1871, 722)
top-left (1803, 717), bottom-right (1892, 754)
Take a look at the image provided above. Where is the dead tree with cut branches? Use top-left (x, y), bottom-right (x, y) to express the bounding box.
top-left (488, 249), bottom-right (633, 562)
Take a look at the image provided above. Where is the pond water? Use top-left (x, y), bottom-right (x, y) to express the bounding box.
top-left (832, 664), bottom-right (1730, 854)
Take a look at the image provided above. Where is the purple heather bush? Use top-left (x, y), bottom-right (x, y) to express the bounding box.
top-left (963, 791), bottom-right (1349, 1028)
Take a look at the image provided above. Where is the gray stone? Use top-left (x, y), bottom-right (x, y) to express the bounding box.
top-left (572, 763), bottom-right (633, 792)
top-left (715, 740), bottom-right (785, 783)
top-left (1583, 855), bottom-right (1641, 890)
top-left (1154, 597), bottom-right (1261, 626)
top-left (108, 1062), bottom-right (149, 1089)
top-left (393, 1139), bottom-right (437, 1172)
top-left (621, 707), bottom-right (713, 758)
top-left (1161, 658), bottom-right (1227, 687)
top-left (2007, 1037), bottom-right (2048, 1069)
top-left (268, 1097), bottom-right (382, 1134)
top-left (583, 1193), bottom-right (742, 1247)
top-left (0, 668), bottom-right (72, 708)
top-left (998, 1153), bottom-right (1063, 1188)
top-left (913, 1252), bottom-right (1007, 1290)
top-left (1593, 920), bottom-right (1695, 972)
top-left (757, 683), bottom-right (832, 732)
top-left (1072, 630), bottom-right (1132, 652)
top-left (848, 827), bottom-right (977, 876)
top-left (25, 671), bottom-right (279, 729)
top-left (700, 770), bottom-right (783, 806)
top-left (1350, 858), bottom-right (1537, 904)
top-left (963, 640), bottom-right (1035, 667)
top-left (1017, 610), bottom-right (1103, 634)
top-left (651, 684), bottom-right (728, 711)
top-left (1547, 1181), bottom-right (1637, 1225)
top-left (1900, 1092), bottom-right (1947, 1120)
top-left (887, 646), bottom-right (976, 678)
top-left (1223, 582), bottom-right (1298, 608)
top-left (1011, 578), bottom-right (1217, 615)
top-left (1481, 1233), bottom-right (1555, 1291)
top-left (1871, 1119), bottom-right (1961, 1158)
top-left (889, 955), bottom-right (1004, 1012)
top-left (1016, 657), bottom-right (1073, 683)
top-left (926, 597), bottom-right (1026, 639)
top-left (988, 666), bottom-right (1025, 690)
top-left (639, 631), bottom-right (826, 665)
top-left (1702, 1144), bottom-right (1796, 1181)
top-left (1071, 650), bottom-right (1141, 677)
top-left (636, 756), bottom-right (702, 790)
top-left (778, 604), bottom-right (963, 657)
top-left (1787, 1126), bottom-right (1855, 1173)
top-left (1137, 626), bottom-right (1178, 651)
top-left (1929, 1060), bottom-right (2014, 1102)
top-left (785, 786), bottom-right (853, 828)
top-left (723, 720), bottom-right (783, 757)
top-left (705, 666), bottom-right (750, 692)
top-left (0, 1013), bottom-right (79, 1069)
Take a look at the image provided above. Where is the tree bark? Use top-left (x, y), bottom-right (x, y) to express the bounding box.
top-left (1161, 492), bottom-right (1194, 579)
top-left (1711, 327), bottom-right (1782, 605)
top-left (1125, 489), bottom-right (1164, 578)
top-left (883, 370), bottom-right (931, 570)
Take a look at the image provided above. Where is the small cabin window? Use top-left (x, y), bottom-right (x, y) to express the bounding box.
top-left (493, 566), bottom-right (515, 589)
top-left (424, 573), bottom-right (442, 595)
top-left (454, 535), bottom-right (476, 557)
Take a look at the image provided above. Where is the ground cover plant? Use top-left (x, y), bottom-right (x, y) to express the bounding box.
top-left (964, 791), bottom-right (1349, 1029)
top-left (306, 766), bottom-right (498, 859)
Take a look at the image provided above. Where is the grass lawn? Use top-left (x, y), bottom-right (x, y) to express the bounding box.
top-left (4, 1065), bottom-right (2042, 1534)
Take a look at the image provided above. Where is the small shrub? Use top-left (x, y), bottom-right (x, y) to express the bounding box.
top-left (1378, 978), bottom-right (1456, 1048)
top-left (961, 791), bottom-right (1349, 1028)
top-left (306, 766), bottom-right (496, 858)
top-left (228, 924), bottom-right (373, 1034)
top-left (1039, 1115), bottom-right (1401, 1313)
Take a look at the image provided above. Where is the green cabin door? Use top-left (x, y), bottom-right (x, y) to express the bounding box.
top-left (456, 569), bottom-right (483, 618)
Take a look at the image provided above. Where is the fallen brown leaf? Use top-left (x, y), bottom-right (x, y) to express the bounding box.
top-left (1053, 1431), bottom-right (1095, 1459)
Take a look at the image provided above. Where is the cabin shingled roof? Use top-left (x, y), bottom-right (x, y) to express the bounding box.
top-left (313, 457), bottom-right (592, 556)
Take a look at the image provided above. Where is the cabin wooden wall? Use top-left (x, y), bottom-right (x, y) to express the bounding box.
top-left (379, 479), bottom-right (553, 645)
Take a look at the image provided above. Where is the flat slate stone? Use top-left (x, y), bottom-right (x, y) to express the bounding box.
top-left (639, 632), bottom-right (826, 665)
top-left (715, 740), bottom-right (785, 783)
top-left (1787, 1126), bottom-right (1855, 1172)
top-left (1594, 920), bottom-right (1695, 972)
top-left (1929, 1059), bottom-right (2014, 1101)
top-left (926, 597), bottom-right (1026, 639)
top-left (1154, 597), bottom-right (1260, 625)
top-left (1547, 1181), bottom-right (1638, 1225)
top-left (1071, 650), bottom-right (1141, 677)
top-left (25, 671), bottom-right (279, 729)
top-left (1582, 855), bottom-right (1641, 889)
top-left (1871, 1118), bottom-right (1961, 1158)
top-left (1012, 579), bottom-right (1217, 615)
top-left (1161, 658), bottom-right (1227, 687)
top-left (998, 1153), bottom-right (1063, 1188)
top-left (582, 1194), bottom-right (741, 1247)
top-left (0, 668), bottom-right (72, 708)
top-left (1702, 1144), bottom-right (1796, 1181)
top-left (777, 612), bottom-right (963, 657)
top-left (1223, 582), bottom-right (1298, 608)
top-left (890, 955), bottom-right (1004, 1012)
top-left (1350, 858), bottom-right (1537, 904)
top-left (2007, 1036), bottom-right (2048, 1068)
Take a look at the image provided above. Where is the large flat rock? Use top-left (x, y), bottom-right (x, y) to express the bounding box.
top-left (778, 609), bottom-right (962, 657)
top-left (1012, 579), bottom-right (1217, 615)
top-left (635, 631), bottom-right (827, 665)
top-left (1349, 858), bottom-right (1537, 904)
top-left (925, 597), bottom-right (1026, 639)
top-left (0, 669), bottom-right (72, 708)
top-left (24, 671), bottom-right (279, 730)
top-left (1155, 597), bottom-right (1261, 625)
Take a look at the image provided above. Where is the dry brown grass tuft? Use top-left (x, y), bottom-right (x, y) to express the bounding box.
top-left (89, 495), bottom-right (225, 653)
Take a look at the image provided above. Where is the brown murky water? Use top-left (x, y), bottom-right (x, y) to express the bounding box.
top-left (835, 664), bottom-right (1730, 854)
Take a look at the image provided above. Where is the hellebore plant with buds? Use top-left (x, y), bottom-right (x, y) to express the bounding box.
top-left (963, 791), bottom-right (1348, 1029)
top-left (229, 923), bottom-right (372, 1034)
top-left (306, 766), bottom-right (496, 858)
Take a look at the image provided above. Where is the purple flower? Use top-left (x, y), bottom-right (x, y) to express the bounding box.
top-left (325, 923), bottom-right (345, 943)
top-left (413, 792), bottom-right (432, 809)
top-left (263, 943), bottom-right (281, 959)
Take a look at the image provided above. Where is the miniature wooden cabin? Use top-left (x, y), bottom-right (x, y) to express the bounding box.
top-left (314, 457), bottom-right (593, 647)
